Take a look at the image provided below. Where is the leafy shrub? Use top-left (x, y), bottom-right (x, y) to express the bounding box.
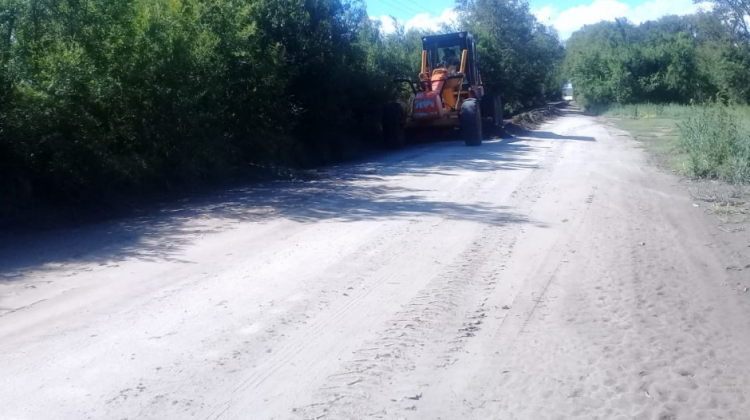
top-left (679, 106), bottom-right (750, 183)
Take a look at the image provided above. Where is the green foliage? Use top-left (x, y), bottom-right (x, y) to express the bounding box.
top-left (702, 0), bottom-right (750, 41)
top-left (458, 0), bottom-right (564, 111)
top-left (0, 0), bottom-right (417, 207)
top-left (564, 12), bottom-right (750, 107)
top-left (0, 0), bottom-right (562, 213)
top-left (679, 106), bottom-right (750, 183)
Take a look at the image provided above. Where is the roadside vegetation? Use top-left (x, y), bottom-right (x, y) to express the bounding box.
top-left (595, 104), bottom-right (750, 184)
top-left (564, 0), bottom-right (750, 184)
top-left (0, 0), bottom-right (563, 221)
top-left (593, 104), bottom-right (750, 183)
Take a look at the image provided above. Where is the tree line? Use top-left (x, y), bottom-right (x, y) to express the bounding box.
top-left (0, 0), bottom-right (563, 214)
top-left (564, 0), bottom-right (750, 107)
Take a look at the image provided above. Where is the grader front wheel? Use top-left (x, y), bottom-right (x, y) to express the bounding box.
top-left (461, 98), bottom-right (482, 146)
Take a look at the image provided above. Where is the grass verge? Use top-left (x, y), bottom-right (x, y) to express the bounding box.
top-left (595, 104), bottom-right (689, 174)
top-left (593, 103), bottom-right (750, 223)
top-left (594, 103), bottom-right (750, 183)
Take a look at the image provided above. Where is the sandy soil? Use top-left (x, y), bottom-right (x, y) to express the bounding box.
top-left (2, 107), bottom-right (750, 420)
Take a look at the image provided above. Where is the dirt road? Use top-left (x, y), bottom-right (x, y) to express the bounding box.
top-left (2, 107), bottom-right (750, 420)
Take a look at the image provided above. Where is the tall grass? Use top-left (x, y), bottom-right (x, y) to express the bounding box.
top-left (679, 107), bottom-right (750, 184)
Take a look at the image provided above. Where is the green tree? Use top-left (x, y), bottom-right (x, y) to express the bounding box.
top-left (0, 0), bottom-right (566, 216)
top-left (458, 0), bottom-right (564, 111)
top-left (563, 10), bottom-right (750, 107)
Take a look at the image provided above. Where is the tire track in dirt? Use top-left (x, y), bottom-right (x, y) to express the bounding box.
top-left (293, 136), bottom-right (567, 419)
top-left (431, 114), bottom-right (750, 420)
top-left (197, 144), bottom-right (521, 420)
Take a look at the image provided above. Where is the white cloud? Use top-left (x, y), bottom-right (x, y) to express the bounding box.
top-left (370, 15), bottom-right (402, 34)
top-left (534, 6), bottom-right (557, 24)
top-left (404, 8), bottom-right (459, 32)
top-left (534, 0), bottom-right (709, 40)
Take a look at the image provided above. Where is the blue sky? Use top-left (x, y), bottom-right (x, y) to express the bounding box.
top-left (367, 0), bottom-right (706, 39)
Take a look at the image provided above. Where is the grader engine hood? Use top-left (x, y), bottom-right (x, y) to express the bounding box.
top-left (413, 92), bottom-right (443, 120)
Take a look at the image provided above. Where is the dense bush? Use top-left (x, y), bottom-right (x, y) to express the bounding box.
top-left (0, 0), bottom-right (562, 213)
top-left (0, 0), bottom-right (407, 205)
top-left (680, 106), bottom-right (750, 183)
top-left (564, 8), bottom-right (750, 107)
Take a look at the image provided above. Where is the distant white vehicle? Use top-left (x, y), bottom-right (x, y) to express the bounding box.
top-left (562, 82), bottom-right (573, 101)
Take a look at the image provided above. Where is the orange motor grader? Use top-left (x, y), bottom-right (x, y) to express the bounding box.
top-left (383, 32), bottom-right (502, 147)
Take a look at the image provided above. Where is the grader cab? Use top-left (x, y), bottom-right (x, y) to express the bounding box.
top-left (383, 32), bottom-right (502, 147)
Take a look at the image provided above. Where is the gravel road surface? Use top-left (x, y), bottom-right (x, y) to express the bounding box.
top-left (2, 107), bottom-right (750, 420)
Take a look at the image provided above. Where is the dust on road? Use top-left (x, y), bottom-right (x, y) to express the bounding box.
top-left (2, 107), bottom-right (750, 420)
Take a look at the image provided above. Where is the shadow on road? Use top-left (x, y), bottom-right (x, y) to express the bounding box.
top-left (1, 122), bottom-right (558, 277)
